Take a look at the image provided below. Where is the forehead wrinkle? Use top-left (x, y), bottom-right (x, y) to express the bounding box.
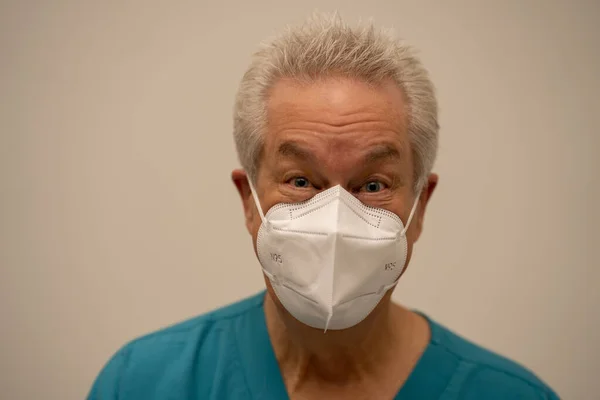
top-left (264, 78), bottom-right (410, 174)
top-left (266, 77), bottom-right (407, 132)
top-left (268, 103), bottom-right (404, 135)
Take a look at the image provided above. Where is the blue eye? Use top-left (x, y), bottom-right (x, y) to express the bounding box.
top-left (363, 181), bottom-right (384, 193)
top-left (292, 177), bottom-right (311, 188)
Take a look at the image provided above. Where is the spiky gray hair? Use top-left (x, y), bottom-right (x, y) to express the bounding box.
top-left (233, 13), bottom-right (438, 192)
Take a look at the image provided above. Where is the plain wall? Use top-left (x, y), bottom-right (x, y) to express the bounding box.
top-left (1, 1), bottom-right (598, 399)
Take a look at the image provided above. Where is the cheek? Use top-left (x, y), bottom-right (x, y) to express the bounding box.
top-left (263, 277), bottom-right (280, 308)
top-left (250, 212), bottom-right (263, 256)
top-left (405, 240), bottom-right (414, 267)
top-left (399, 239), bottom-right (415, 279)
top-left (400, 219), bottom-right (418, 270)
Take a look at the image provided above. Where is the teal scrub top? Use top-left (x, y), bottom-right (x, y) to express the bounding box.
top-left (88, 291), bottom-right (559, 399)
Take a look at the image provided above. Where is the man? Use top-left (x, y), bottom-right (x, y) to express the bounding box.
top-left (89, 14), bottom-right (559, 400)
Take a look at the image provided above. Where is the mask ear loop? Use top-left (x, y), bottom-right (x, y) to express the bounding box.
top-left (401, 193), bottom-right (421, 237)
top-left (248, 177), bottom-right (282, 287)
top-left (247, 176), bottom-right (266, 223)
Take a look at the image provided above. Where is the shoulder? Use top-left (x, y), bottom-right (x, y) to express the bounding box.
top-left (425, 315), bottom-right (560, 399)
top-left (87, 292), bottom-right (265, 400)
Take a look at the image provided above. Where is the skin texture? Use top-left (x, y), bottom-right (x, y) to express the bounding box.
top-left (232, 76), bottom-right (438, 399)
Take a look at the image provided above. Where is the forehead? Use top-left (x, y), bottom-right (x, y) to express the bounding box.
top-left (264, 77), bottom-right (408, 154)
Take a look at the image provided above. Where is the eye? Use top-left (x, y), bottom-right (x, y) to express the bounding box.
top-left (362, 180), bottom-right (385, 193)
top-left (291, 177), bottom-right (311, 188)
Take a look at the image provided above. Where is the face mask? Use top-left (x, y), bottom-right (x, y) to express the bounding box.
top-left (248, 181), bottom-right (420, 331)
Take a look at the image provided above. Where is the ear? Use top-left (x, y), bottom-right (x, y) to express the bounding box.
top-left (231, 169), bottom-right (256, 235)
top-left (411, 173), bottom-right (438, 242)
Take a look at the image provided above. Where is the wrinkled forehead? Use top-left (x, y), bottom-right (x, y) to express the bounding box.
top-left (266, 77), bottom-right (407, 130)
top-left (262, 77), bottom-right (410, 162)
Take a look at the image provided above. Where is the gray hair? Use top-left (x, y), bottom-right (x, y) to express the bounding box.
top-left (233, 13), bottom-right (438, 192)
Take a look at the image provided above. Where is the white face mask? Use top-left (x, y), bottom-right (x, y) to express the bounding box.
top-left (249, 181), bottom-right (420, 331)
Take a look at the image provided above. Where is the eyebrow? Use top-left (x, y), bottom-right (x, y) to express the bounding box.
top-left (363, 144), bottom-right (403, 164)
top-left (276, 141), bottom-right (403, 164)
top-left (277, 141), bottom-right (317, 163)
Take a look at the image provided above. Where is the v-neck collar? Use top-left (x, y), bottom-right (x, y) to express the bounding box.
top-left (394, 312), bottom-right (449, 399)
top-left (234, 291), bottom-right (445, 400)
top-left (234, 292), bottom-right (288, 399)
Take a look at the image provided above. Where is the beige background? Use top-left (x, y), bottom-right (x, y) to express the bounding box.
top-left (1, 1), bottom-right (598, 399)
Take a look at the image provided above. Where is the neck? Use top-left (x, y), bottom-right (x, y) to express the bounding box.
top-left (264, 291), bottom-right (420, 389)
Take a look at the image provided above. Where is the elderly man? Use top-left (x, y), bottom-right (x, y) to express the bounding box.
top-left (89, 14), bottom-right (558, 400)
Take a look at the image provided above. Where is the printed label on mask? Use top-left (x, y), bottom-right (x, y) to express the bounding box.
top-left (384, 262), bottom-right (396, 271)
top-left (270, 253), bottom-right (283, 264)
